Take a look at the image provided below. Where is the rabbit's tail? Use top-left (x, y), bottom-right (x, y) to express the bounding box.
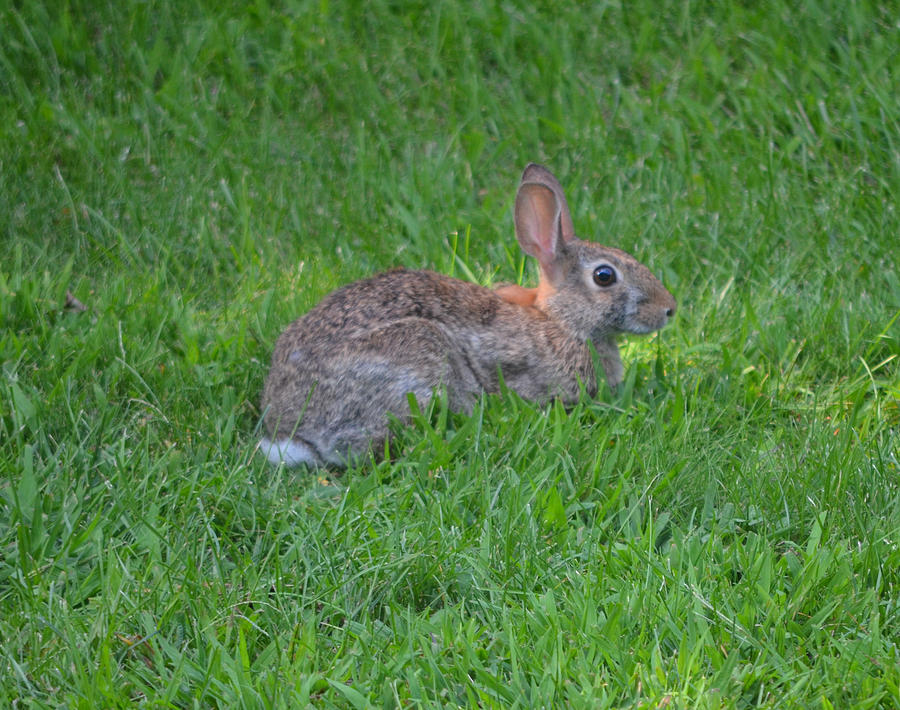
top-left (259, 437), bottom-right (322, 467)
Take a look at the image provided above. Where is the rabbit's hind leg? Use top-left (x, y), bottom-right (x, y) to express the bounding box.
top-left (265, 318), bottom-right (471, 467)
top-left (320, 318), bottom-right (471, 461)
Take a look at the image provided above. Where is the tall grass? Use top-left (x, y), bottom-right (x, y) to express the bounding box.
top-left (2, 0), bottom-right (898, 706)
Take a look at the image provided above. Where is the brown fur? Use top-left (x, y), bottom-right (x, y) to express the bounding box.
top-left (260, 164), bottom-right (676, 467)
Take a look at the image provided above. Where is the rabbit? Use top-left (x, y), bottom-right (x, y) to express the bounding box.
top-left (259, 163), bottom-right (676, 467)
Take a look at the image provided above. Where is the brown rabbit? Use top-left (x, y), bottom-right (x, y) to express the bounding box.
top-left (260, 164), bottom-right (676, 467)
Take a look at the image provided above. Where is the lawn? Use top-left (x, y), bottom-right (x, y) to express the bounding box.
top-left (2, 0), bottom-right (899, 707)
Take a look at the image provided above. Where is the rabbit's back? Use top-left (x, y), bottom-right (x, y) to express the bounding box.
top-left (265, 268), bottom-right (589, 397)
top-left (279, 269), bottom-right (503, 341)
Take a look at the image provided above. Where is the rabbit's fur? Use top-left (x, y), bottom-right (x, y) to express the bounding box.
top-left (260, 164), bottom-right (675, 467)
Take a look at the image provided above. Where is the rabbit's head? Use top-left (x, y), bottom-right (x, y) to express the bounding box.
top-left (513, 164), bottom-right (676, 343)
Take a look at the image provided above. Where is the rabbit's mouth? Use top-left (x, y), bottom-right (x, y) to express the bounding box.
top-left (624, 306), bottom-right (674, 334)
top-left (627, 320), bottom-right (666, 335)
top-left (621, 285), bottom-right (676, 334)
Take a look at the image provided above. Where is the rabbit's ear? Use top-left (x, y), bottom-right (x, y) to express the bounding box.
top-left (515, 182), bottom-right (565, 281)
top-left (520, 164), bottom-right (575, 242)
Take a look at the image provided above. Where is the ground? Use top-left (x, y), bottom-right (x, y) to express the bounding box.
top-left (1, 1), bottom-right (899, 706)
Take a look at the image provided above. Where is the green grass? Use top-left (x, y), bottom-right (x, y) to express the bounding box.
top-left (2, 0), bottom-right (899, 706)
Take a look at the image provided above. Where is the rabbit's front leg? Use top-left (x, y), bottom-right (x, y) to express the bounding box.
top-left (595, 335), bottom-right (624, 390)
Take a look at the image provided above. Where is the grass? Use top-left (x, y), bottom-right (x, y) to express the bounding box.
top-left (2, 0), bottom-right (899, 706)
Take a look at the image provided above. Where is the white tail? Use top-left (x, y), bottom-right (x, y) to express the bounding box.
top-left (259, 437), bottom-right (318, 467)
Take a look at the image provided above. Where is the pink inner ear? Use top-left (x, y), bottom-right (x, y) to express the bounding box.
top-left (514, 182), bottom-right (561, 273)
top-left (519, 165), bottom-right (575, 241)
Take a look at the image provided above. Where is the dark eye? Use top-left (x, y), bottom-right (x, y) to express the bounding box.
top-left (593, 265), bottom-right (617, 287)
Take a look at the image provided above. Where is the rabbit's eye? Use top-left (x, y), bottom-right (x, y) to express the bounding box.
top-left (593, 265), bottom-right (617, 287)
